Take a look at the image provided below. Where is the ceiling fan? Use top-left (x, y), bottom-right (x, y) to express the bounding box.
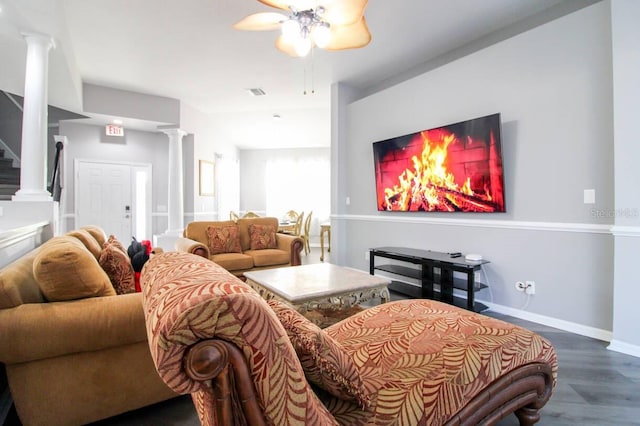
top-left (234, 0), bottom-right (371, 58)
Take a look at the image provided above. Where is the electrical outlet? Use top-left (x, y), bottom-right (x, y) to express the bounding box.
top-left (525, 281), bottom-right (536, 295)
top-left (365, 251), bottom-right (370, 261)
top-left (515, 281), bottom-right (526, 292)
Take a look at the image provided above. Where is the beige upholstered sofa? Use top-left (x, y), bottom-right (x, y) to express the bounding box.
top-left (0, 226), bottom-right (177, 426)
top-left (175, 216), bottom-right (304, 277)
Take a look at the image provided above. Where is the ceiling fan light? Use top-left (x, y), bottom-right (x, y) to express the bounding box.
top-left (281, 19), bottom-right (300, 41)
top-left (312, 22), bottom-right (331, 48)
top-left (294, 37), bottom-right (312, 57)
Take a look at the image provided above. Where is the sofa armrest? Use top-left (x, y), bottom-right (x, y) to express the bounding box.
top-left (142, 252), bottom-right (337, 424)
top-left (275, 233), bottom-right (304, 266)
top-left (0, 293), bottom-right (147, 364)
top-left (175, 237), bottom-right (209, 258)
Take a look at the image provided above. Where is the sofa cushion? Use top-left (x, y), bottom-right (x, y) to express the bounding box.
top-left (205, 225), bottom-right (242, 255)
top-left (0, 248), bottom-right (46, 309)
top-left (33, 236), bottom-right (116, 301)
top-left (210, 252), bottom-right (254, 272)
top-left (322, 299), bottom-right (559, 425)
top-left (184, 220), bottom-right (236, 250)
top-left (237, 217), bottom-right (279, 251)
top-left (80, 225), bottom-right (107, 247)
top-left (66, 229), bottom-right (102, 260)
top-left (243, 249), bottom-right (290, 267)
top-left (99, 240), bottom-right (136, 294)
top-left (267, 299), bottom-right (370, 407)
top-left (248, 224), bottom-right (277, 250)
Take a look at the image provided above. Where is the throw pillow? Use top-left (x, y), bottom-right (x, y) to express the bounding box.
top-left (33, 236), bottom-right (116, 301)
top-left (106, 234), bottom-right (128, 255)
top-left (267, 299), bottom-right (370, 408)
top-left (205, 225), bottom-right (242, 255)
top-left (249, 224), bottom-right (277, 250)
top-left (99, 241), bottom-right (136, 294)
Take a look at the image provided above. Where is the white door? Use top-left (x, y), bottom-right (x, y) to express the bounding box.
top-left (76, 161), bottom-right (135, 244)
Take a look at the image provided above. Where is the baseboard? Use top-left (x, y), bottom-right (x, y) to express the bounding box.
top-left (480, 300), bottom-right (613, 342)
top-left (607, 339), bottom-right (640, 358)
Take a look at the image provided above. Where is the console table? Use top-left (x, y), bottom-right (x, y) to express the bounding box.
top-left (369, 247), bottom-right (489, 312)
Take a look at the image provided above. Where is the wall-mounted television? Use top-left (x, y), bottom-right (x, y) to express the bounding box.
top-left (373, 113), bottom-right (505, 212)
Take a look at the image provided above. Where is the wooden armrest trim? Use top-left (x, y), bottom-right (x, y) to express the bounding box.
top-left (185, 339), bottom-right (267, 426)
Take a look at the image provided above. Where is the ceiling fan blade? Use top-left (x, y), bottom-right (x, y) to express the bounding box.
top-left (233, 12), bottom-right (287, 31)
top-left (325, 17), bottom-right (371, 50)
top-left (258, 0), bottom-right (318, 11)
top-left (321, 0), bottom-right (368, 26)
top-left (275, 35), bottom-right (300, 57)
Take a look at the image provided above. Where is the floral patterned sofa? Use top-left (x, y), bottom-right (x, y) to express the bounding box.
top-left (142, 252), bottom-right (558, 426)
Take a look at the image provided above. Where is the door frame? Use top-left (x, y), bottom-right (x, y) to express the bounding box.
top-left (74, 159), bottom-right (153, 240)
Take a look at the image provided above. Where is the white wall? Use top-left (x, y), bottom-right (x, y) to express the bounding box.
top-left (239, 147), bottom-right (331, 238)
top-left (337, 2), bottom-right (621, 339)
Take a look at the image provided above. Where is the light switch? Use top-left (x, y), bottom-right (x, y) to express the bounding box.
top-left (584, 189), bottom-right (595, 204)
top-left (345, 197), bottom-right (351, 206)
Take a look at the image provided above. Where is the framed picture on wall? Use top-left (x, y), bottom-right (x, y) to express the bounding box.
top-left (199, 160), bottom-right (215, 196)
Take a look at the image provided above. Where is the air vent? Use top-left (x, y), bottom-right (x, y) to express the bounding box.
top-left (247, 88), bottom-right (266, 96)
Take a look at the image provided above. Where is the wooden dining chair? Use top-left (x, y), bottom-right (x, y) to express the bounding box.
top-left (242, 211), bottom-right (260, 218)
top-left (229, 211), bottom-right (240, 222)
top-left (293, 212), bottom-right (304, 235)
top-left (301, 211), bottom-right (312, 255)
top-left (283, 210), bottom-right (299, 222)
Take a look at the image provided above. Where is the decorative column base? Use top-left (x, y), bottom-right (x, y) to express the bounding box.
top-left (12, 190), bottom-right (53, 202)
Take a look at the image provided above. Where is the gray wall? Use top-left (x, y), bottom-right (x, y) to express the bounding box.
top-left (58, 121), bottom-right (175, 237)
top-left (336, 3), bottom-right (619, 336)
top-left (610, 0), bottom-right (640, 352)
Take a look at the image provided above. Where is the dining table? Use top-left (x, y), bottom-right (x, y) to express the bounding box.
top-left (278, 221), bottom-right (296, 234)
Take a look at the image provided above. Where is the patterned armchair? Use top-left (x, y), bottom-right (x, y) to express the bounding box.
top-left (142, 252), bottom-right (557, 426)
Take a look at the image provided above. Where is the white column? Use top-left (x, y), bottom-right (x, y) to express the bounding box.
top-left (160, 127), bottom-right (187, 234)
top-left (13, 33), bottom-right (55, 202)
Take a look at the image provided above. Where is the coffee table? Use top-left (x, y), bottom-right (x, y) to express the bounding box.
top-left (244, 263), bottom-right (391, 314)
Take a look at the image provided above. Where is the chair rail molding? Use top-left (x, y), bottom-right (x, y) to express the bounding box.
top-left (338, 214), bottom-right (613, 235)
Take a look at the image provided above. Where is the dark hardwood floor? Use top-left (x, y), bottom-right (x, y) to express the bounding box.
top-left (6, 247), bottom-right (640, 425)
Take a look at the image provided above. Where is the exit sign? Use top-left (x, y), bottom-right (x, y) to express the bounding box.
top-left (105, 124), bottom-right (124, 137)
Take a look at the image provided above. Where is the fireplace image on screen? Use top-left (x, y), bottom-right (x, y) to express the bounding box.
top-left (373, 113), bottom-right (506, 212)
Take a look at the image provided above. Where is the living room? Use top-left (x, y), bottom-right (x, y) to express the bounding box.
top-left (1, 0), bottom-right (639, 423)
top-left (0, 0), bottom-right (637, 356)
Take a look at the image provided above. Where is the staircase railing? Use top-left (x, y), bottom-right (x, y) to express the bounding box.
top-left (48, 141), bottom-right (63, 202)
top-left (0, 138), bottom-right (20, 168)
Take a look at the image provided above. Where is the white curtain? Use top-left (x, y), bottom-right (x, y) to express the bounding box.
top-left (215, 154), bottom-right (240, 222)
top-left (265, 157), bottom-right (330, 239)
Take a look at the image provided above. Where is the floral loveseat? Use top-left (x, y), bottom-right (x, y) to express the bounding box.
top-left (142, 252), bottom-right (558, 426)
top-left (174, 216), bottom-right (303, 277)
top-left (0, 226), bottom-right (177, 425)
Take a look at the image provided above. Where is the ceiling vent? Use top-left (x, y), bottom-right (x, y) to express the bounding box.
top-left (247, 88), bottom-right (266, 96)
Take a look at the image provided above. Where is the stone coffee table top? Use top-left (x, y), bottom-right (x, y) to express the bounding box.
top-left (244, 263), bottom-right (390, 312)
